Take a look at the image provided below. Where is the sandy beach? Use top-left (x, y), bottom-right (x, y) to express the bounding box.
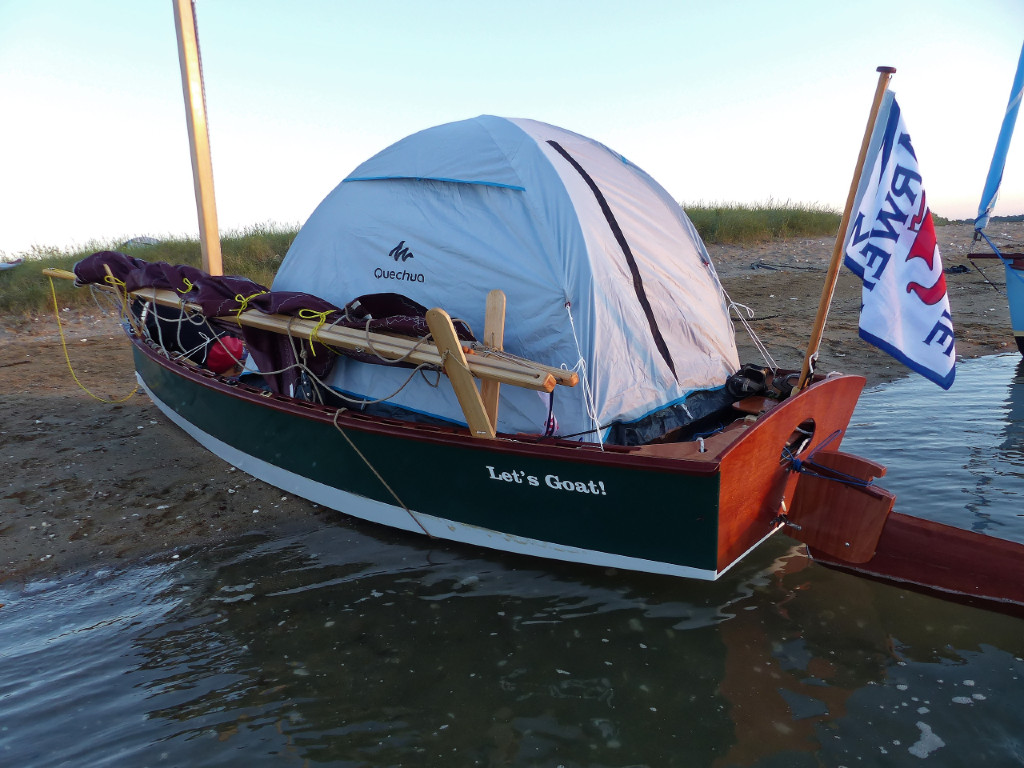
top-left (2, 222), bottom-right (1020, 584)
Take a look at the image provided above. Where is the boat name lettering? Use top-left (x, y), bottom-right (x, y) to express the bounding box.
top-left (373, 267), bottom-right (425, 283)
top-left (485, 466), bottom-right (607, 495)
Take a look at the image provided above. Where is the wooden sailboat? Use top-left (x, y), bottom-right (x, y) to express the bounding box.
top-left (802, 59), bottom-right (1024, 612)
top-left (49, 3), bottom-right (903, 583)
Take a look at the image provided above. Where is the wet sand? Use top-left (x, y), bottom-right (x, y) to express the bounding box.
top-left (2, 223), bottom-right (1019, 583)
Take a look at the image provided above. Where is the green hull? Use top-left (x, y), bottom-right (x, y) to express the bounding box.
top-left (133, 343), bottom-right (729, 577)
top-left (131, 334), bottom-right (875, 579)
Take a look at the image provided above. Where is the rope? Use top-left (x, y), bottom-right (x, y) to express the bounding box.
top-left (232, 290), bottom-right (268, 318)
top-left (974, 229), bottom-right (1024, 288)
top-left (325, 362), bottom-right (441, 407)
top-left (136, 296), bottom-right (222, 367)
top-left (271, 313), bottom-right (442, 406)
top-left (297, 308), bottom-right (332, 356)
top-left (723, 289), bottom-right (778, 371)
top-left (782, 429), bottom-right (873, 489)
top-left (48, 276), bottom-right (138, 404)
top-left (357, 317), bottom-right (434, 364)
top-left (330, 409), bottom-right (433, 537)
top-left (564, 301), bottom-right (603, 446)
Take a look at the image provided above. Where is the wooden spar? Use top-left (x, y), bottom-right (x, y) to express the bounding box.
top-left (425, 308), bottom-right (496, 439)
top-left (43, 271), bottom-right (576, 393)
top-left (229, 301), bottom-right (564, 391)
top-left (480, 289), bottom-right (507, 430)
top-left (172, 0), bottom-right (223, 277)
top-left (795, 66), bottom-right (896, 391)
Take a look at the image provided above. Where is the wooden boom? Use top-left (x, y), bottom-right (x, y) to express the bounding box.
top-left (44, 269), bottom-right (578, 394)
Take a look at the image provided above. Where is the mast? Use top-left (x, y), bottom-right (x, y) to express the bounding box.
top-left (975, 41), bottom-right (1024, 233)
top-left (172, 0), bottom-right (223, 276)
top-left (795, 66), bottom-right (895, 391)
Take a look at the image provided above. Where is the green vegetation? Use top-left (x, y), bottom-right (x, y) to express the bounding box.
top-left (0, 223), bottom-right (297, 317)
top-left (4, 200), bottom-right (964, 317)
top-left (683, 199), bottom-right (842, 244)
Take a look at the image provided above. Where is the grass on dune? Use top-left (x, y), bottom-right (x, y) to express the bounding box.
top-left (683, 199), bottom-right (842, 245)
top-left (0, 201), bottom-right (892, 317)
top-left (0, 223), bottom-right (297, 317)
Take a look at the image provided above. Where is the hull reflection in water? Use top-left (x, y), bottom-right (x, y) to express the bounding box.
top-left (2, 509), bottom-right (1024, 767)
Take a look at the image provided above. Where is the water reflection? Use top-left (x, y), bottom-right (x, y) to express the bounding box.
top-left (843, 353), bottom-right (1024, 541)
top-left (4, 520), bottom-right (1023, 767)
top-left (1001, 357), bottom-right (1024, 459)
top-left (3, 355), bottom-right (1024, 766)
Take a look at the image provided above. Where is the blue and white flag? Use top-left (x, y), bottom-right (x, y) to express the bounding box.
top-left (844, 92), bottom-right (955, 389)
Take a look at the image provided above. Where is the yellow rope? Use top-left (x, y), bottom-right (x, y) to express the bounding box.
top-left (49, 276), bottom-right (138, 404)
top-left (232, 290), bottom-right (268, 318)
top-left (297, 308), bottom-right (333, 356)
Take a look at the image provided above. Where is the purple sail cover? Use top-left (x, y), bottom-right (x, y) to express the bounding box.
top-left (341, 292), bottom-right (475, 340)
top-left (123, 262), bottom-right (207, 297)
top-left (73, 251), bottom-right (149, 286)
top-left (232, 289), bottom-right (342, 395)
top-left (73, 253), bottom-right (476, 398)
top-left (191, 274), bottom-right (270, 316)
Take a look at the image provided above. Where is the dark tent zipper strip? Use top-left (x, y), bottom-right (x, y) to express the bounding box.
top-left (547, 140), bottom-right (677, 379)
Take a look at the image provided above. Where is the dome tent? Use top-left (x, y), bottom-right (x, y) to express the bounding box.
top-left (272, 116), bottom-right (739, 442)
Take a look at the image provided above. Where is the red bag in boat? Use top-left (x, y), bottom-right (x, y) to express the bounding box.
top-left (206, 336), bottom-right (245, 374)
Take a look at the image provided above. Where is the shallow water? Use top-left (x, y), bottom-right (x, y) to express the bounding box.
top-left (843, 352), bottom-right (1024, 541)
top-left (2, 355), bottom-right (1024, 767)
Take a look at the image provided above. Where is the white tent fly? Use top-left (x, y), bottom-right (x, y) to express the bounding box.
top-left (273, 116), bottom-right (739, 442)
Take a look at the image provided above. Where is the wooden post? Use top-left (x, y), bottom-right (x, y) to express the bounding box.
top-left (480, 289), bottom-right (506, 431)
top-left (425, 308), bottom-right (496, 439)
top-left (172, 0), bottom-right (223, 276)
top-left (795, 66), bottom-right (896, 391)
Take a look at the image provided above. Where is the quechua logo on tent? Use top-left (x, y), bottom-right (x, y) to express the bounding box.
top-left (389, 241), bottom-right (415, 262)
top-left (375, 240), bottom-right (425, 283)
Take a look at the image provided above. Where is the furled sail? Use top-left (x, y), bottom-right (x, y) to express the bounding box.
top-left (976, 42), bottom-right (1024, 232)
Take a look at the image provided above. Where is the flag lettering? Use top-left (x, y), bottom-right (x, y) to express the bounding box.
top-left (925, 311), bottom-right (955, 355)
top-left (842, 94), bottom-right (955, 389)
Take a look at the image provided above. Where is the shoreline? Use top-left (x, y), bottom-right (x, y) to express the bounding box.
top-left (1, 222), bottom-right (1019, 585)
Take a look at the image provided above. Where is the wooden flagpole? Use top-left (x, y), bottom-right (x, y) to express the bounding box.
top-left (172, 0), bottom-right (223, 277)
top-left (795, 66), bottom-right (895, 391)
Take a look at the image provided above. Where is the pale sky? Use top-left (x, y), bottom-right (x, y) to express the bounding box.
top-left (1, 0), bottom-right (1022, 258)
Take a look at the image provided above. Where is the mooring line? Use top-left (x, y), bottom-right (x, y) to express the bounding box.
top-left (331, 409), bottom-right (433, 537)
